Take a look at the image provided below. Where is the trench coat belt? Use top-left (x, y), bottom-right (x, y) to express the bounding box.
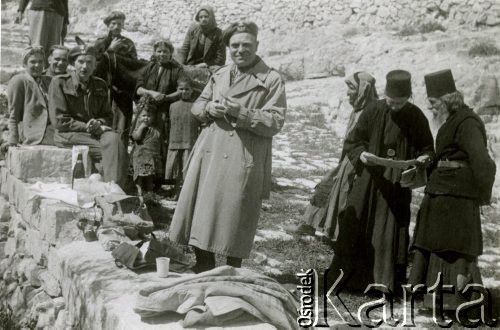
top-left (437, 160), bottom-right (468, 168)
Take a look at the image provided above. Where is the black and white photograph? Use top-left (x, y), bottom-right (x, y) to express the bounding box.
top-left (0, 0), bottom-right (499, 328)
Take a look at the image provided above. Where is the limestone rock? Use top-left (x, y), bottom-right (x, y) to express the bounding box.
top-left (253, 252), bottom-right (268, 265)
top-left (16, 257), bottom-right (37, 281)
top-left (9, 286), bottom-right (26, 318)
top-left (39, 270), bottom-right (61, 297)
top-left (0, 195), bottom-right (10, 222)
top-left (7, 146), bottom-right (72, 183)
top-left (0, 222), bottom-right (8, 241)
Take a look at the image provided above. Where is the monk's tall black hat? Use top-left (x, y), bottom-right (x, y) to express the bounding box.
top-left (385, 70), bottom-right (412, 98)
top-left (424, 69), bottom-right (457, 98)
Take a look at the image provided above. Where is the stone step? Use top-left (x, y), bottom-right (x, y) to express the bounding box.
top-left (7, 146), bottom-right (73, 184)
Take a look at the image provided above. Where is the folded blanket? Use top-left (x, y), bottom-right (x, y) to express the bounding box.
top-left (134, 266), bottom-right (299, 329)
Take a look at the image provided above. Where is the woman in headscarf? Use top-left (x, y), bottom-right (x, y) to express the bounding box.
top-left (135, 40), bottom-right (185, 186)
top-left (6, 46), bottom-right (54, 149)
top-left (286, 72), bottom-right (378, 239)
top-left (177, 5), bottom-right (225, 68)
top-left (410, 70), bottom-right (496, 314)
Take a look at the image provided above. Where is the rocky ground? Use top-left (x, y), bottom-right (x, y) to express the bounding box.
top-left (1, 8), bottom-right (500, 328)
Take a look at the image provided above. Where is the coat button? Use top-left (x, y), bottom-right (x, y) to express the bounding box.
top-left (223, 154), bottom-right (228, 159)
top-left (229, 132), bottom-right (234, 136)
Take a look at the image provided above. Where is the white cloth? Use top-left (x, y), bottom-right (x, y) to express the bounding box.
top-left (29, 179), bottom-right (131, 208)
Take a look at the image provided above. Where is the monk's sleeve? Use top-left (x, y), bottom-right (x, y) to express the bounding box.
top-left (48, 78), bottom-right (87, 132)
top-left (7, 76), bottom-right (24, 144)
top-left (226, 73), bottom-right (286, 138)
top-left (457, 118), bottom-right (496, 203)
top-left (343, 105), bottom-right (374, 173)
top-left (191, 76), bottom-right (213, 124)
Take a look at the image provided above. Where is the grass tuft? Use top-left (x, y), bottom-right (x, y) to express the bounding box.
top-left (468, 41), bottom-right (500, 57)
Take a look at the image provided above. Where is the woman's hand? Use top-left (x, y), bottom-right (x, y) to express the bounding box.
top-left (195, 63), bottom-right (208, 68)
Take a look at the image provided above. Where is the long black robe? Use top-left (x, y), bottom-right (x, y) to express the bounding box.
top-left (328, 99), bottom-right (434, 292)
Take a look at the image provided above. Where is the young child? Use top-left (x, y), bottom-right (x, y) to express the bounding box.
top-left (165, 76), bottom-right (201, 198)
top-left (131, 95), bottom-right (163, 195)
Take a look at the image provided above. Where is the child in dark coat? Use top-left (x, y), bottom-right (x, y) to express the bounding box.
top-left (165, 77), bottom-right (201, 198)
top-left (131, 95), bottom-right (163, 195)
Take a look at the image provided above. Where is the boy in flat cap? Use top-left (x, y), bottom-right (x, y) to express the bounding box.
top-left (327, 70), bottom-right (435, 294)
top-left (169, 21), bottom-right (287, 273)
top-left (48, 44), bottom-right (128, 189)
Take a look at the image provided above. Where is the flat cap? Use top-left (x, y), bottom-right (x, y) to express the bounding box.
top-left (103, 11), bottom-right (126, 25)
top-left (223, 21), bottom-right (258, 46)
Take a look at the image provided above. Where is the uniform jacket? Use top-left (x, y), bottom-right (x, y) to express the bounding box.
top-left (169, 58), bottom-right (286, 259)
top-left (7, 72), bottom-right (52, 145)
top-left (48, 72), bottom-right (113, 132)
top-left (425, 106), bottom-right (496, 202)
top-left (178, 24), bottom-right (225, 67)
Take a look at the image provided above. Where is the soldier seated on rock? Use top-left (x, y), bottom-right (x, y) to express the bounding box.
top-left (48, 44), bottom-right (129, 189)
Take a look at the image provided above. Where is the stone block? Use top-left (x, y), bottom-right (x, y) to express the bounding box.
top-left (7, 146), bottom-right (72, 183)
top-left (25, 227), bottom-right (50, 264)
top-left (39, 270), bottom-right (61, 297)
top-left (4, 229), bottom-right (26, 257)
top-left (6, 174), bottom-right (41, 222)
top-left (0, 165), bottom-right (9, 195)
top-left (37, 199), bottom-right (102, 245)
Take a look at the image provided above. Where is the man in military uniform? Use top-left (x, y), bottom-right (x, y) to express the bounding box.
top-left (48, 44), bottom-right (128, 188)
top-left (169, 22), bottom-right (287, 272)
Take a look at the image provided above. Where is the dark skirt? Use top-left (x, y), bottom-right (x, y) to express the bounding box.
top-left (413, 194), bottom-right (482, 256)
top-left (409, 248), bottom-right (483, 310)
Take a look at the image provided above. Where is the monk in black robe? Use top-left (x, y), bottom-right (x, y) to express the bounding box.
top-left (328, 70), bottom-right (435, 293)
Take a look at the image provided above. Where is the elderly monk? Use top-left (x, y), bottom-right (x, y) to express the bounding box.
top-left (7, 46), bottom-right (54, 148)
top-left (48, 44), bottom-right (128, 188)
top-left (169, 22), bottom-right (287, 273)
top-left (43, 45), bottom-right (69, 77)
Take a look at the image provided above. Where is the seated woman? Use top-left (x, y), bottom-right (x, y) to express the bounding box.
top-left (409, 69), bottom-right (496, 316)
top-left (177, 5), bottom-right (225, 68)
top-left (6, 46), bottom-right (54, 148)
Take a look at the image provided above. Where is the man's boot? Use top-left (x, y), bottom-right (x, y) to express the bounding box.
top-left (191, 247), bottom-right (215, 274)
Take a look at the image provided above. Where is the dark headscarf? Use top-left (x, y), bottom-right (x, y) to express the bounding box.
top-left (195, 5), bottom-right (217, 31)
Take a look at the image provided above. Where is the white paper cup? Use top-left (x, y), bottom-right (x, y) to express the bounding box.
top-left (156, 257), bottom-right (170, 278)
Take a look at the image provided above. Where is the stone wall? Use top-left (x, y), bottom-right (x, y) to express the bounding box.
top-left (65, 0), bottom-right (500, 45)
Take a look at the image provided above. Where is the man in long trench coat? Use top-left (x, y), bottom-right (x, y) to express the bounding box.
top-left (169, 22), bottom-right (287, 273)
